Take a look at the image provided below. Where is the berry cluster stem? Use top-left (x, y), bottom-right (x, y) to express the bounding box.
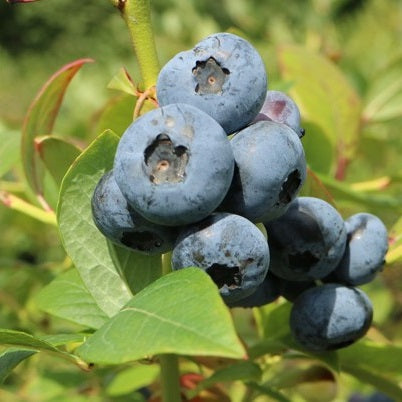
top-left (110, 0), bottom-right (160, 89)
top-left (159, 354), bottom-right (182, 402)
top-left (110, 3), bottom-right (180, 400)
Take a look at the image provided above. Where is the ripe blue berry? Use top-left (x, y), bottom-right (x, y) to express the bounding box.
top-left (326, 213), bottom-right (388, 286)
top-left (157, 32), bottom-right (267, 134)
top-left (265, 197), bottom-right (347, 281)
top-left (91, 171), bottom-right (178, 254)
top-left (113, 103), bottom-right (234, 226)
top-left (290, 284), bottom-right (373, 351)
top-left (219, 121), bottom-right (306, 223)
top-left (171, 213), bottom-right (270, 303)
top-left (226, 271), bottom-right (280, 308)
top-left (276, 275), bottom-right (316, 303)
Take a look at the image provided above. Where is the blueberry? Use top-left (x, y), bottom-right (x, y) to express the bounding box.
top-left (275, 275), bottom-right (316, 303)
top-left (113, 103), bottom-right (234, 226)
top-left (253, 90), bottom-right (305, 138)
top-left (226, 271), bottom-right (280, 308)
top-left (326, 213), bottom-right (388, 286)
top-left (219, 121), bottom-right (306, 222)
top-left (157, 32), bottom-right (267, 134)
top-left (171, 213), bottom-right (270, 303)
top-left (265, 197), bottom-right (347, 281)
top-left (91, 171), bottom-right (178, 254)
top-left (290, 284), bottom-right (373, 351)
top-left (366, 392), bottom-right (395, 402)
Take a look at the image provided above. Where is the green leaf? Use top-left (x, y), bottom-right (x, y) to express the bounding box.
top-left (363, 55), bottom-right (402, 123)
top-left (193, 361), bottom-right (261, 395)
top-left (57, 130), bottom-right (132, 317)
top-left (265, 364), bottom-right (335, 390)
top-left (107, 67), bottom-right (138, 96)
top-left (300, 168), bottom-right (337, 207)
top-left (247, 382), bottom-right (291, 402)
top-left (342, 365), bottom-right (402, 401)
top-left (106, 364), bottom-right (159, 396)
top-left (287, 341), bottom-right (339, 374)
top-left (252, 300), bottom-right (339, 373)
top-left (315, 171), bottom-right (402, 211)
top-left (278, 45), bottom-right (362, 160)
top-left (387, 216), bottom-right (402, 264)
top-left (76, 268), bottom-right (246, 364)
top-left (36, 269), bottom-right (109, 330)
top-left (108, 242), bottom-right (163, 294)
top-left (254, 301), bottom-right (293, 340)
top-left (95, 94), bottom-right (136, 137)
top-left (249, 334), bottom-right (339, 374)
top-left (339, 341), bottom-right (402, 378)
top-left (0, 329), bottom-right (89, 369)
top-left (0, 127), bottom-right (20, 178)
top-left (0, 329), bottom-right (63, 352)
top-left (364, 80), bottom-right (402, 123)
top-left (0, 348), bottom-right (36, 383)
top-left (35, 136), bottom-right (81, 187)
top-left (360, 281), bottom-right (394, 325)
top-left (387, 245), bottom-right (402, 265)
top-left (39, 333), bottom-right (86, 347)
top-left (301, 122), bottom-right (334, 175)
top-left (248, 338), bottom-right (288, 360)
top-left (21, 58), bottom-right (93, 209)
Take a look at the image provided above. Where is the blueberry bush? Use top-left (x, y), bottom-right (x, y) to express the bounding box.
top-left (1, 1), bottom-right (402, 401)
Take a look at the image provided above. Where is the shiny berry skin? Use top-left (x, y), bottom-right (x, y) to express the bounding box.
top-left (157, 32), bottom-right (267, 134)
top-left (172, 213), bottom-right (270, 303)
top-left (265, 197), bottom-right (347, 281)
top-left (113, 103), bottom-right (234, 226)
top-left (91, 171), bottom-right (178, 254)
top-left (290, 284), bottom-right (373, 351)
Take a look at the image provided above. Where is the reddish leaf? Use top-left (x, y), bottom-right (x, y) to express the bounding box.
top-left (21, 58), bottom-right (93, 210)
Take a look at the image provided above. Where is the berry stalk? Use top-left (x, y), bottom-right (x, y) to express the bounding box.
top-left (109, 3), bottom-right (180, 400)
top-left (110, 0), bottom-right (160, 89)
top-left (159, 354), bottom-right (182, 402)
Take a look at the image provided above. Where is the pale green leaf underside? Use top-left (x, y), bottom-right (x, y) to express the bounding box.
top-left (0, 348), bottom-right (36, 383)
top-left (36, 135), bottom-right (81, 187)
top-left (57, 130), bottom-right (132, 317)
top-left (108, 241), bottom-right (163, 294)
top-left (0, 329), bottom-right (86, 368)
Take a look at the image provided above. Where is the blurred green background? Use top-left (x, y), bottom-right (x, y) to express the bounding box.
top-left (0, 0), bottom-right (402, 400)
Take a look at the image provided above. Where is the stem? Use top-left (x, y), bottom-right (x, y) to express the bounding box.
top-left (334, 155), bottom-right (349, 181)
top-left (111, 0), bottom-right (160, 89)
top-left (162, 252), bottom-right (172, 276)
top-left (160, 254), bottom-right (179, 401)
top-left (110, 2), bottom-right (178, 400)
top-left (159, 254), bottom-right (179, 400)
top-left (159, 354), bottom-right (182, 402)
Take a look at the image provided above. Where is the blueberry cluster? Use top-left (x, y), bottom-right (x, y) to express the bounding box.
top-left (91, 32), bottom-right (388, 351)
